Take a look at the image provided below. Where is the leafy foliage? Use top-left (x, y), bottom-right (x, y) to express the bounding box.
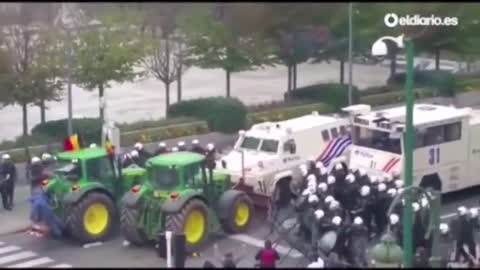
top-left (287, 83), bottom-right (360, 111)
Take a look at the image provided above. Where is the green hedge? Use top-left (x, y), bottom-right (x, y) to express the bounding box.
top-left (286, 83), bottom-right (361, 111)
top-left (247, 102), bottom-right (334, 127)
top-left (118, 117), bottom-right (199, 132)
top-left (167, 97), bottom-right (247, 133)
top-left (359, 88), bottom-right (434, 106)
top-left (388, 70), bottom-right (457, 97)
top-left (121, 121), bottom-right (209, 146)
top-left (31, 118), bottom-right (103, 145)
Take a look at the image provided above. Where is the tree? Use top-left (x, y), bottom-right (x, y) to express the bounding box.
top-left (178, 6), bottom-right (275, 97)
top-left (72, 10), bottom-right (145, 122)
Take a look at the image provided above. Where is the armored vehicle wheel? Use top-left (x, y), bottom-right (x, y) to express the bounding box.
top-left (165, 199), bottom-right (209, 252)
top-left (120, 207), bottom-right (150, 246)
top-left (66, 192), bottom-right (116, 244)
top-left (220, 192), bottom-right (254, 234)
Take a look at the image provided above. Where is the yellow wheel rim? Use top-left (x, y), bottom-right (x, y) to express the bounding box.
top-left (184, 210), bottom-right (206, 244)
top-left (235, 202), bottom-right (250, 227)
top-left (83, 203), bottom-right (109, 236)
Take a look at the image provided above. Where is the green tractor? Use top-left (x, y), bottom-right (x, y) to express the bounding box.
top-left (120, 151), bottom-right (255, 252)
top-left (40, 147), bottom-right (146, 244)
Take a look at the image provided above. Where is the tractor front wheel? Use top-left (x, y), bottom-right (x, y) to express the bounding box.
top-left (66, 192), bottom-right (116, 244)
top-left (120, 207), bottom-right (150, 246)
top-left (165, 199), bottom-right (209, 253)
top-left (221, 193), bottom-right (254, 234)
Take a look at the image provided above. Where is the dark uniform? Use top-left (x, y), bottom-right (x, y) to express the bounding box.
top-left (137, 149), bottom-right (152, 167)
top-left (0, 159), bottom-right (16, 210)
top-left (373, 187), bottom-right (389, 235)
top-left (28, 161), bottom-right (47, 195)
top-left (154, 145), bottom-right (169, 156)
top-left (438, 232), bottom-right (454, 267)
top-left (191, 144), bottom-right (205, 155)
top-left (205, 147), bottom-right (216, 181)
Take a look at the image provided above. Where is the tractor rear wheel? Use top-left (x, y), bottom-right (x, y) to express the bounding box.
top-left (120, 207), bottom-right (150, 246)
top-left (66, 192), bottom-right (116, 244)
top-left (221, 193), bottom-right (254, 234)
top-left (165, 199), bottom-right (209, 252)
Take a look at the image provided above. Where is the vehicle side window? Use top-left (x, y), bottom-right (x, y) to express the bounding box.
top-left (331, 128), bottom-right (339, 139)
top-left (87, 157), bottom-right (114, 180)
top-left (185, 165), bottom-right (203, 188)
top-left (444, 122), bottom-right (462, 142)
top-left (322, 130), bottom-right (330, 141)
top-left (339, 125), bottom-right (348, 136)
top-left (283, 139), bottom-right (296, 154)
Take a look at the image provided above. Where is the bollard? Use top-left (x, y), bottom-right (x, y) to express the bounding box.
top-left (157, 233), bottom-right (167, 258)
top-left (166, 231), bottom-right (173, 268)
top-left (173, 233), bottom-right (187, 268)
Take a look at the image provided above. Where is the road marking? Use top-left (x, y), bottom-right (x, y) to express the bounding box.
top-left (7, 257), bottom-right (54, 268)
top-left (0, 251), bottom-right (37, 265)
top-left (0, 246), bottom-right (21, 255)
top-left (50, 264), bottom-right (73, 268)
top-left (228, 234), bottom-right (302, 258)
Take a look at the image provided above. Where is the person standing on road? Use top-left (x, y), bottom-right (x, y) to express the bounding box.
top-left (134, 142), bottom-right (152, 165)
top-left (191, 139), bottom-right (205, 155)
top-left (438, 223), bottom-right (455, 267)
top-left (0, 154), bottom-right (16, 210)
top-left (205, 143), bottom-right (216, 180)
top-left (28, 156), bottom-right (46, 195)
top-left (177, 141), bottom-right (187, 151)
top-left (255, 240), bottom-right (280, 268)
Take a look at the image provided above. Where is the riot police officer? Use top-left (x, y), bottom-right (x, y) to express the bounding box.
top-left (389, 214), bottom-right (403, 247)
top-left (28, 156), bottom-right (46, 195)
top-left (177, 141), bottom-right (187, 151)
top-left (342, 174), bottom-right (358, 213)
top-left (438, 223), bottom-right (455, 267)
top-left (134, 142), bottom-right (152, 164)
top-left (355, 185), bottom-right (374, 234)
top-left (0, 154), bottom-right (16, 210)
top-left (154, 142), bottom-right (169, 155)
top-left (451, 206), bottom-right (475, 264)
top-left (205, 143), bottom-right (216, 180)
top-left (373, 183), bottom-right (388, 236)
top-left (190, 139), bottom-right (205, 154)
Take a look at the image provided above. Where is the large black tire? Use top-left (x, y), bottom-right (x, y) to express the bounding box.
top-left (65, 192), bottom-right (116, 244)
top-left (120, 207), bottom-right (150, 246)
top-left (164, 199), bottom-right (209, 253)
top-left (274, 178), bottom-right (293, 209)
top-left (220, 192), bottom-right (254, 234)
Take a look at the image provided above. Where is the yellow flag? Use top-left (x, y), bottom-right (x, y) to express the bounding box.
top-left (70, 134), bottom-right (80, 151)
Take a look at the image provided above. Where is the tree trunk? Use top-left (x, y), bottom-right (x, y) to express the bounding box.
top-left (293, 63), bottom-right (298, 91)
top-left (177, 63), bottom-right (182, 102)
top-left (22, 101), bottom-right (28, 137)
top-left (390, 53), bottom-right (397, 77)
top-left (435, 48), bottom-right (440, 71)
top-left (340, 59), bottom-right (345, 84)
top-left (165, 82), bottom-right (171, 115)
top-left (99, 83), bottom-right (105, 122)
top-left (226, 69), bottom-right (231, 97)
top-left (39, 98), bottom-right (46, 124)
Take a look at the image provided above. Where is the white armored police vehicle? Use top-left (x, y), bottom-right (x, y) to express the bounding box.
top-left (342, 103), bottom-right (480, 193)
top-left (215, 111), bottom-right (351, 207)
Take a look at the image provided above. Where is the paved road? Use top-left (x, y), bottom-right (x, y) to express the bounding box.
top-left (1, 186), bottom-right (480, 268)
top-left (12, 132), bottom-right (237, 186)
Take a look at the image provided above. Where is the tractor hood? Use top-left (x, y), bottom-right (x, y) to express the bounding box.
top-left (217, 149), bottom-right (278, 175)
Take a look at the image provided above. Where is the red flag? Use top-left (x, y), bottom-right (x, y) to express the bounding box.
top-left (64, 137), bottom-right (74, 151)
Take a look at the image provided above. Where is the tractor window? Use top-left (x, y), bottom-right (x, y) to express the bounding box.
top-left (185, 164), bottom-right (203, 188)
top-left (86, 157), bottom-right (115, 181)
top-left (151, 167), bottom-right (178, 190)
top-left (54, 159), bottom-right (82, 181)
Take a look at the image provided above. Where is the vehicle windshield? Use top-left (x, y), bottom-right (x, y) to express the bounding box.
top-left (54, 159), bottom-right (82, 181)
top-left (353, 126), bottom-right (402, 154)
top-left (150, 166), bottom-right (178, 190)
top-left (239, 136), bottom-right (279, 153)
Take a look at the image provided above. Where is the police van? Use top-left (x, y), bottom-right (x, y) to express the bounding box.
top-left (342, 103), bottom-right (480, 193)
top-left (215, 111), bottom-right (351, 207)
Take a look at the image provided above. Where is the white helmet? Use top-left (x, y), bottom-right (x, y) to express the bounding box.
top-left (41, 153), bottom-right (52, 160)
top-left (302, 188), bottom-right (313, 196)
top-left (158, 142), bottom-right (167, 147)
top-left (360, 185), bottom-right (370, 197)
top-left (420, 198), bottom-right (429, 208)
top-left (1, 153), bottom-right (10, 160)
top-left (377, 176), bottom-right (385, 183)
top-left (346, 174), bottom-right (355, 183)
top-left (318, 182), bottom-right (328, 192)
top-left (172, 147), bottom-right (179, 152)
top-left (307, 257), bottom-right (325, 268)
top-left (314, 209), bottom-right (325, 220)
top-left (412, 202), bottom-right (420, 212)
top-left (134, 142), bottom-right (144, 150)
top-left (335, 163), bottom-right (343, 171)
top-left (378, 183), bottom-right (387, 192)
top-left (458, 206), bottom-right (468, 216)
top-left (332, 216), bottom-right (342, 226)
top-left (308, 194), bottom-right (319, 204)
top-left (394, 180), bottom-right (404, 189)
top-left (392, 171), bottom-right (400, 179)
top-left (470, 208), bottom-right (479, 218)
top-left (130, 150), bottom-right (139, 158)
top-left (299, 165), bottom-right (308, 176)
top-left (370, 176), bottom-right (378, 184)
top-left (397, 188), bottom-right (404, 194)
top-left (327, 175), bottom-right (336, 185)
top-left (177, 141), bottom-right (185, 147)
top-left (353, 216), bottom-right (363, 225)
top-left (31, 156), bottom-right (41, 164)
top-left (315, 161), bottom-right (324, 169)
top-left (350, 165), bottom-right (358, 173)
top-left (307, 174), bottom-right (317, 183)
top-left (389, 214), bottom-right (399, 225)
top-left (324, 196), bottom-right (334, 204)
top-left (359, 168), bottom-right (366, 177)
top-left (192, 139), bottom-right (199, 145)
top-left (207, 143), bottom-right (215, 151)
top-left (319, 167), bottom-right (328, 175)
top-left (384, 174), bottom-right (393, 182)
top-left (439, 223), bottom-right (449, 234)
top-left (329, 200), bottom-right (340, 210)
top-left (387, 188), bottom-right (397, 197)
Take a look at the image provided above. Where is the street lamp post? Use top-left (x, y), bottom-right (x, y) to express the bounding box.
top-left (347, 2), bottom-right (353, 105)
top-left (371, 34), bottom-right (415, 267)
top-left (66, 28), bottom-right (73, 136)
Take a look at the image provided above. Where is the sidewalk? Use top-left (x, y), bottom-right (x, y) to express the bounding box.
top-left (0, 185), bottom-right (33, 235)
